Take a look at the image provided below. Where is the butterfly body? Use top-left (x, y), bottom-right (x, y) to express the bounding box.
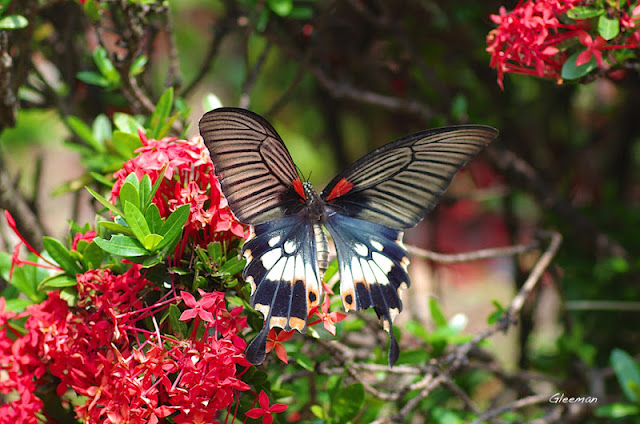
top-left (199, 107), bottom-right (498, 365)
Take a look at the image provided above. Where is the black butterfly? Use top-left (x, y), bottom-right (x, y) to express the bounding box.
top-left (199, 108), bottom-right (498, 366)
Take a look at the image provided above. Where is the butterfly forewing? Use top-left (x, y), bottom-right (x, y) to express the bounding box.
top-left (199, 108), bottom-right (302, 225)
top-left (321, 126), bottom-right (499, 229)
top-left (242, 215), bottom-right (323, 364)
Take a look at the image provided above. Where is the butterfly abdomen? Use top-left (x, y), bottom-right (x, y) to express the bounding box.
top-left (314, 224), bottom-right (329, 275)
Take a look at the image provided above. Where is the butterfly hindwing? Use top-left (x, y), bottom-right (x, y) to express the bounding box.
top-left (324, 212), bottom-right (411, 365)
top-left (199, 108), bottom-right (303, 225)
top-left (242, 215), bottom-right (323, 364)
top-left (321, 126), bottom-right (499, 229)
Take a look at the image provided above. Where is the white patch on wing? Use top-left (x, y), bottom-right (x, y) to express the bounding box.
top-left (282, 256), bottom-right (295, 282)
top-left (294, 255), bottom-right (305, 282)
top-left (268, 235), bottom-right (282, 247)
top-left (370, 240), bottom-right (384, 251)
top-left (350, 256), bottom-right (364, 282)
top-left (261, 248), bottom-right (282, 269)
top-left (360, 258), bottom-right (375, 284)
top-left (283, 239), bottom-right (297, 254)
top-left (353, 243), bottom-right (368, 257)
top-left (370, 261), bottom-right (390, 285)
top-left (266, 257), bottom-right (286, 281)
top-left (372, 252), bottom-right (394, 274)
top-left (305, 262), bottom-right (319, 291)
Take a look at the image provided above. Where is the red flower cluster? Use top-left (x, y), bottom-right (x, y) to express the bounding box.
top-left (0, 266), bottom-right (256, 423)
top-left (486, 0), bottom-right (640, 88)
top-left (487, 0), bottom-right (582, 89)
top-left (111, 132), bottom-right (247, 247)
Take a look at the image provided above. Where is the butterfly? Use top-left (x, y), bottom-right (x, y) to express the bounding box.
top-left (199, 108), bottom-right (498, 366)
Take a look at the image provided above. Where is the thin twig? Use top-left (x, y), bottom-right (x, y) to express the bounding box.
top-left (469, 394), bottom-right (552, 424)
top-left (239, 42), bottom-right (272, 109)
top-left (406, 239), bottom-right (539, 264)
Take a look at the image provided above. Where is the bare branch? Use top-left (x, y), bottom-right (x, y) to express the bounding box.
top-left (406, 239), bottom-right (539, 263)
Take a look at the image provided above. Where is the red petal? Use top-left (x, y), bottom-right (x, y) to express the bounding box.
top-left (575, 50), bottom-right (592, 66)
top-left (180, 291), bottom-right (197, 307)
top-left (258, 390), bottom-right (270, 409)
top-left (269, 404), bottom-right (288, 413)
top-left (275, 344), bottom-right (289, 364)
top-left (245, 408), bottom-right (264, 419)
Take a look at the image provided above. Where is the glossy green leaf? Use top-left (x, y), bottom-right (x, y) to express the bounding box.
top-left (43, 237), bottom-right (83, 276)
top-left (94, 235), bottom-right (149, 257)
top-left (567, 6), bottom-right (604, 19)
top-left (129, 55), bottom-right (148, 76)
top-left (145, 204), bottom-right (162, 234)
top-left (268, 0), bottom-right (293, 16)
top-left (595, 403), bottom-right (640, 418)
top-left (124, 201), bottom-right (151, 242)
top-left (203, 92), bottom-right (222, 111)
top-left (598, 15), bottom-right (620, 40)
top-left (112, 130), bottom-right (141, 158)
top-left (38, 274), bottom-right (78, 291)
top-left (220, 257), bottom-right (246, 276)
top-left (207, 242), bottom-right (223, 262)
top-left (0, 15), bottom-right (28, 29)
top-left (5, 254), bottom-right (47, 303)
top-left (92, 114), bottom-right (112, 144)
top-left (82, 241), bottom-right (104, 269)
top-left (139, 174), bottom-right (152, 209)
top-left (156, 204), bottom-right (190, 249)
top-left (113, 112), bottom-right (144, 134)
top-left (76, 71), bottom-right (110, 87)
top-left (333, 383), bottom-right (365, 422)
top-left (67, 116), bottom-right (103, 151)
top-left (429, 297), bottom-right (448, 328)
top-left (119, 182), bottom-right (140, 210)
top-left (611, 348), bottom-right (640, 402)
top-left (93, 46), bottom-right (119, 85)
top-left (85, 186), bottom-right (124, 217)
top-left (98, 221), bottom-right (134, 236)
top-left (561, 51), bottom-right (597, 80)
top-left (83, 0), bottom-right (101, 21)
top-left (143, 234), bottom-right (164, 251)
top-left (149, 87), bottom-right (173, 139)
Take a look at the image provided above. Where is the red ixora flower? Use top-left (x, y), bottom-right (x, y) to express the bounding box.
top-left (265, 328), bottom-right (295, 363)
top-left (308, 295), bottom-right (347, 336)
top-left (111, 132), bottom-right (247, 250)
top-left (576, 31), bottom-right (607, 67)
top-left (246, 390), bottom-right (288, 424)
top-left (486, 0), bottom-right (582, 89)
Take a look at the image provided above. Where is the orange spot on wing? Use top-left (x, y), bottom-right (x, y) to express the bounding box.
top-left (326, 178), bottom-right (354, 201)
top-left (293, 177), bottom-right (306, 202)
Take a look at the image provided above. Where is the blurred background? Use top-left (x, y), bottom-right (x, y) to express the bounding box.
top-left (1, 0), bottom-right (639, 422)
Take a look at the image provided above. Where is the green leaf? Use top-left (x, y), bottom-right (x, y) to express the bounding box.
top-left (611, 348), bottom-right (640, 402)
top-left (566, 6), bottom-right (604, 20)
top-left (429, 297), bottom-right (448, 328)
top-left (82, 241), bottom-right (104, 270)
top-left (93, 46), bottom-right (120, 85)
top-left (38, 274), bottom-right (78, 291)
top-left (149, 87), bottom-right (173, 139)
top-left (129, 55), bottom-right (148, 76)
top-left (119, 182), bottom-right (140, 210)
top-left (323, 258), bottom-right (339, 284)
top-left (43, 237), bottom-right (83, 276)
top-left (268, 0), bottom-right (293, 16)
top-left (94, 235), bottom-right (149, 257)
top-left (143, 234), bottom-right (164, 251)
top-left (148, 165), bottom-right (167, 202)
top-left (561, 51), bottom-right (597, 80)
top-left (76, 71), bottom-right (110, 87)
top-left (124, 201), bottom-right (151, 242)
top-left (0, 15), bottom-right (28, 29)
top-left (85, 186), bottom-right (124, 217)
top-left (168, 304), bottom-right (188, 338)
top-left (92, 114), bottom-right (112, 144)
top-left (595, 403), bottom-right (640, 418)
top-left (111, 130), bottom-right (141, 158)
top-left (207, 242), bottom-right (223, 262)
top-left (67, 116), bottom-right (103, 152)
top-left (598, 15), bottom-right (620, 40)
top-left (220, 257), bottom-right (246, 276)
top-left (83, 0), bottom-right (101, 21)
top-left (296, 354), bottom-right (315, 371)
top-left (98, 220), bottom-right (134, 236)
top-left (203, 93), bottom-right (223, 111)
top-left (488, 299), bottom-right (506, 325)
top-left (333, 383), bottom-right (365, 422)
top-left (145, 204), bottom-right (163, 234)
top-left (6, 254), bottom-right (48, 303)
top-left (113, 113), bottom-right (144, 134)
top-left (156, 204), bottom-right (190, 249)
top-left (139, 175), bottom-right (152, 208)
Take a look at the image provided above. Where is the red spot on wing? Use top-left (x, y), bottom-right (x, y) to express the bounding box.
top-left (293, 177), bottom-right (306, 201)
top-left (326, 177), bottom-right (354, 201)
